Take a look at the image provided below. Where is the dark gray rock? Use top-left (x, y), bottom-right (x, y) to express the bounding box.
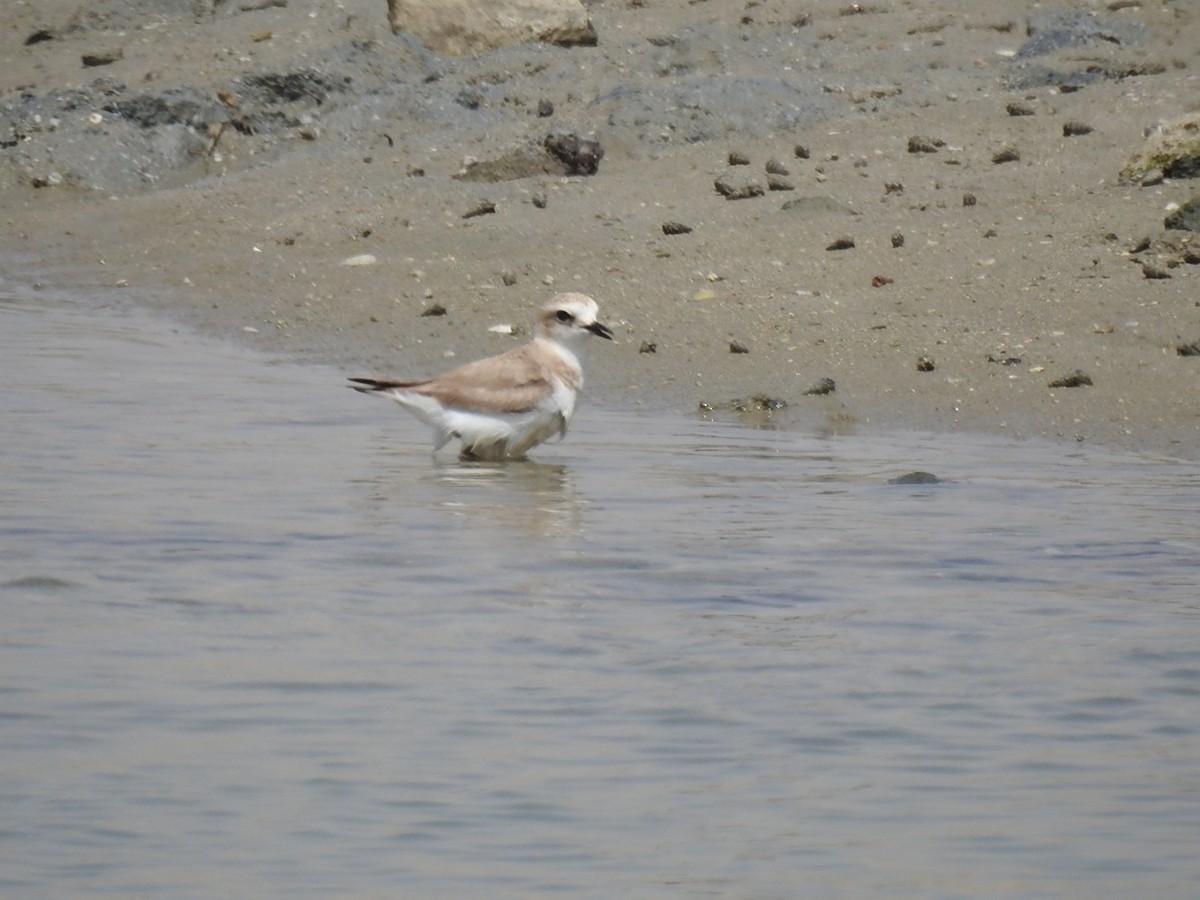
top-left (1016, 11), bottom-right (1144, 58)
top-left (1164, 198), bottom-right (1200, 233)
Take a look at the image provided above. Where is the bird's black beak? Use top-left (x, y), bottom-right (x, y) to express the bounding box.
top-left (587, 321), bottom-right (615, 341)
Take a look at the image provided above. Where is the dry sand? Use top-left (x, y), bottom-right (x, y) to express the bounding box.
top-left (3, 0), bottom-right (1199, 458)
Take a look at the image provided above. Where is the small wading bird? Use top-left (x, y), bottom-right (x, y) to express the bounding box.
top-left (349, 292), bottom-right (614, 461)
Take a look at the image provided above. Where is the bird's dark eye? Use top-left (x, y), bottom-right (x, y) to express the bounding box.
top-left (555, 310), bottom-right (573, 323)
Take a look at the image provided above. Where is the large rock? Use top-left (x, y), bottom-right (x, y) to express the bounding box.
top-left (1120, 113), bottom-right (1200, 183)
top-left (386, 0), bottom-right (596, 56)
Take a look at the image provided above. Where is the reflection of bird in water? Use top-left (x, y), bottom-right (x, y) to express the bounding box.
top-left (434, 460), bottom-right (584, 540)
top-left (350, 293), bottom-right (613, 461)
top-left (357, 454), bottom-right (585, 543)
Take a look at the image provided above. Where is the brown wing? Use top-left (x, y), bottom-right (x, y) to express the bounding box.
top-left (358, 344), bottom-right (554, 413)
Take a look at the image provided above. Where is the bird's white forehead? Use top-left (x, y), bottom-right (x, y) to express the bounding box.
top-left (543, 292), bottom-right (599, 320)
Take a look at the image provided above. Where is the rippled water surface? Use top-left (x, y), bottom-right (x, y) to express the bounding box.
top-left (2, 290), bottom-right (1198, 898)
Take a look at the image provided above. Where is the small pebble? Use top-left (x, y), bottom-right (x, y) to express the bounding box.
top-left (1062, 121), bottom-right (1093, 137)
top-left (907, 135), bottom-right (944, 153)
top-left (1048, 370), bottom-right (1093, 388)
top-left (888, 471), bottom-right (940, 485)
top-left (462, 200), bottom-right (496, 219)
top-left (992, 146), bottom-right (1021, 164)
top-left (1140, 168), bottom-right (1164, 187)
top-left (81, 48), bottom-right (123, 67)
top-left (714, 174), bottom-right (764, 200)
top-left (916, 356), bottom-right (936, 372)
top-left (729, 340), bottom-right (750, 354)
top-left (826, 236), bottom-right (856, 251)
top-left (803, 377), bottom-right (836, 396)
top-left (662, 221), bottom-right (693, 235)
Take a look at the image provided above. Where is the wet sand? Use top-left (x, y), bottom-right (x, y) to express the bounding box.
top-left (3, 0), bottom-right (1199, 458)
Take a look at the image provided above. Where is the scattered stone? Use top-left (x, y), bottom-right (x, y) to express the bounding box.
top-left (1006, 102), bottom-right (1035, 117)
top-left (871, 275), bottom-right (894, 287)
top-left (531, 194), bottom-right (547, 209)
top-left (916, 356), bottom-right (936, 372)
top-left (729, 340), bottom-right (750, 354)
top-left (1016, 10), bottom-right (1145, 58)
top-left (714, 173), bottom-right (764, 200)
top-left (544, 131), bottom-right (604, 175)
top-left (962, 192), bottom-right (977, 206)
top-left (765, 158), bottom-right (789, 176)
top-left (1164, 197), bottom-right (1200, 232)
top-left (81, 49), bottom-right (123, 68)
top-left (462, 200), bottom-right (496, 219)
top-left (992, 146), bottom-right (1021, 164)
top-left (501, 271), bottom-right (518, 286)
top-left (728, 151), bottom-right (751, 166)
top-left (454, 143), bottom-right (564, 182)
top-left (794, 145), bottom-right (811, 159)
top-left (1177, 341), bottom-right (1200, 357)
top-left (30, 172), bottom-right (64, 189)
top-left (1142, 263), bottom-right (1171, 279)
top-left (780, 196), bottom-right (857, 215)
top-left (884, 182), bottom-right (904, 195)
top-left (639, 341), bottom-right (657, 354)
top-left (1140, 168), bottom-right (1165, 187)
top-left (1048, 370), bottom-right (1093, 388)
top-left (839, 4), bottom-right (886, 16)
top-left (1130, 235), bottom-right (1152, 253)
top-left (662, 221), bottom-right (693, 235)
top-left (987, 355), bottom-right (1023, 366)
top-left (826, 236), bottom-right (856, 250)
top-left (386, 0), bottom-right (596, 55)
top-left (888, 471), bottom-right (940, 485)
top-left (455, 89), bottom-right (483, 110)
top-left (907, 135), bottom-right (944, 153)
top-left (421, 303), bottom-right (447, 317)
top-left (537, 98), bottom-right (554, 117)
top-left (341, 253), bottom-right (377, 266)
top-left (891, 232), bottom-right (905, 248)
top-left (1120, 113), bottom-right (1200, 183)
top-left (846, 84), bottom-right (903, 104)
top-left (803, 377), bottom-right (836, 396)
top-left (715, 395), bottom-right (787, 412)
top-left (767, 174), bottom-right (794, 191)
top-left (25, 29), bottom-right (54, 45)
top-left (1063, 121), bottom-right (1093, 137)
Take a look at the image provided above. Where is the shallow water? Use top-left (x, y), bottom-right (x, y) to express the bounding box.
top-left (2, 289), bottom-right (1198, 898)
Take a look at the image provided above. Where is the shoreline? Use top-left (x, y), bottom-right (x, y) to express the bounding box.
top-left (3, 0), bottom-right (1198, 460)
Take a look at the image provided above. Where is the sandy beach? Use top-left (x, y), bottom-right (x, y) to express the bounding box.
top-left (3, 0), bottom-right (1198, 458)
